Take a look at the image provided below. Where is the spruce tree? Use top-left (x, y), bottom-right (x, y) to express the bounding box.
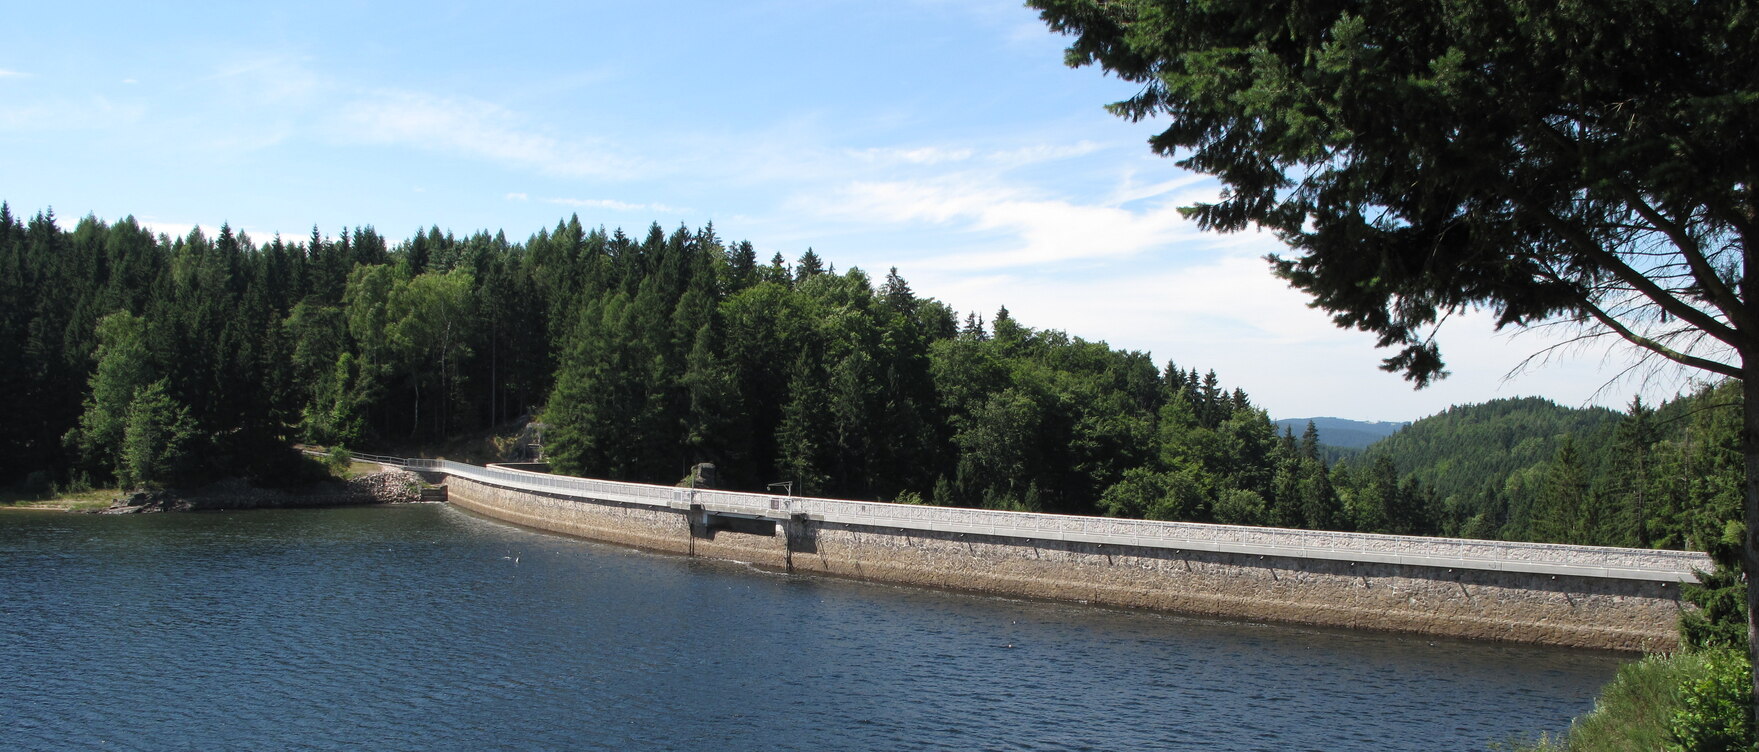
top-left (1534, 438), bottom-right (1591, 544)
top-left (794, 248), bottom-right (824, 281)
top-left (1614, 396), bottom-right (1659, 547)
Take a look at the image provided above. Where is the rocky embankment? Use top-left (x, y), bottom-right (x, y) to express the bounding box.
top-left (99, 470), bottom-right (426, 514)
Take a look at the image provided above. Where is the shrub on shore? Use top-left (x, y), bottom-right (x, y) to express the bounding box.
top-left (323, 447), bottom-right (354, 477)
top-left (1511, 651), bottom-right (1753, 752)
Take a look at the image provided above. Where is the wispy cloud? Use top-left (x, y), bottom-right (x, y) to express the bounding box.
top-left (925, 253), bottom-right (1341, 348)
top-left (0, 96), bottom-right (145, 131)
top-left (505, 192), bottom-right (529, 201)
top-left (1103, 173), bottom-right (1211, 207)
top-left (545, 197), bottom-right (690, 214)
top-left (334, 91), bottom-right (634, 177)
top-left (804, 174), bottom-right (1224, 270)
top-left (0, 69), bottom-right (29, 79)
top-left (843, 140), bottom-right (1105, 170)
top-left (846, 145), bottom-right (974, 165)
top-left (206, 55), bottom-right (320, 102)
top-left (984, 140), bottom-right (1106, 166)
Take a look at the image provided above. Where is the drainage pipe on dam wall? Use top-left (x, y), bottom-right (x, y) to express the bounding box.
top-left (412, 459), bottom-right (1708, 652)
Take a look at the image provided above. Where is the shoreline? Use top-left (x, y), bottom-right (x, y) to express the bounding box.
top-left (0, 470), bottom-right (424, 514)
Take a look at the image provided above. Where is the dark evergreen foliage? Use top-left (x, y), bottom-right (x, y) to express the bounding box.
top-left (0, 205), bottom-right (1742, 560)
top-left (1031, 0), bottom-right (1759, 712)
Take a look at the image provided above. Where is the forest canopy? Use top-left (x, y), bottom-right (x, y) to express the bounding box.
top-left (0, 204), bottom-right (1739, 552)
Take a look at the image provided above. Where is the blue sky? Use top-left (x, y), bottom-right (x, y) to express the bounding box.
top-left (0, 1), bottom-right (1697, 421)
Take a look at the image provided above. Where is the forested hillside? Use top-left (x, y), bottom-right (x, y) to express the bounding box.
top-left (1272, 417), bottom-right (1406, 450)
top-left (1364, 399), bottom-right (1619, 492)
top-left (1347, 391), bottom-right (1740, 550)
top-left (0, 204), bottom-right (1740, 553)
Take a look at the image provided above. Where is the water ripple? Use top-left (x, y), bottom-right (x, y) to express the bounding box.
top-left (1, 505), bottom-right (1620, 751)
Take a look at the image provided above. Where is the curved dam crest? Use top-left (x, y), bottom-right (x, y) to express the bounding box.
top-left (415, 459), bottom-right (1707, 652)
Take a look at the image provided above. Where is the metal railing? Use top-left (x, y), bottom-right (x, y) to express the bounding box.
top-left (299, 448), bottom-right (415, 468)
top-left (416, 458), bottom-right (1709, 583)
top-left (349, 451), bottom-right (415, 467)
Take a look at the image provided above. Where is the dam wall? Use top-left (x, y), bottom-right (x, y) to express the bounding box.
top-left (418, 459), bottom-right (1709, 652)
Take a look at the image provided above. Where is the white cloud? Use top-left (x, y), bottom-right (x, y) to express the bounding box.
top-left (807, 175), bottom-right (1225, 270)
top-left (334, 91), bottom-right (633, 178)
top-left (842, 141), bottom-right (1105, 170)
top-left (984, 140), bottom-right (1106, 166)
top-left (505, 192), bottom-right (529, 201)
top-left (1104, 172), bottom-right (1213, 207)
top-left (0, 69), bottom-right (28, 79)
top-left (135, 219), bottom-right (278, 245)
top-left (206, 55), bottom-right (321, 104)
top-left (133, 216), bottom-right (300, 245)
top-left (137, 220), bottom-right (207, 240)
top-left (545, 197), bottom-right (690, 214)
top-left (846, 145), bottom-right (975, 165)
top-left (917, 252), bottom-right (1345, 351)
top-left (0, 96), bottom-right (146, 131)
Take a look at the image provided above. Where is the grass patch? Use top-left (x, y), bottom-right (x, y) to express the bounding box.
top-left (319, 458), bottom-right (385, 480)
top-left (346, 460), bottom-right (382, 478)
top-left (0, 485), bottom-right (120, 512)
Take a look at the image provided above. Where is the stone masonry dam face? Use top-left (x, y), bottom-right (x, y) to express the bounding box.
top-left (419, 460), bottom-right (1707, 652)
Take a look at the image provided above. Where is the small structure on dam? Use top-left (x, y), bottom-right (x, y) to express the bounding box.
top-left (410, 458), bottom-right (1707, 652)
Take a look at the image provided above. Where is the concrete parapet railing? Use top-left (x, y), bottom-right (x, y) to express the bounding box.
top-left (406, 458), bottom-right (1710, 584)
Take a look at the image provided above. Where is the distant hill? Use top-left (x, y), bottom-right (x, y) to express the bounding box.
top-left (1273, 416), bottom-right (1409, 449)
top-left (1357, 397), bottom-right (1621, 503)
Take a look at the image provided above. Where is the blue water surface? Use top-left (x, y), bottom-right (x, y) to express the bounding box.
top-left (0, 504), bottom-right (1620, 751)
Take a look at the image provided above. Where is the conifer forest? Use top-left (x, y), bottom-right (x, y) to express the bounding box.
top-left (0, 205), bottom-right (1740, 553)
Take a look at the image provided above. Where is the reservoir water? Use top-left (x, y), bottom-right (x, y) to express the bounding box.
top-left (2, 504), bottom-right (1622, 751)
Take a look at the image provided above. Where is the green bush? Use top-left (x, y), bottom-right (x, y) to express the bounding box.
top-left (1668, 649), bottom-right (1754, 752)
top-left (893, 490), bottom-right (926, 505)
top-left (118, 380), bottom-right (199, 489)
top-left (55, 471), bottom-right (93, 496)
top-left (324, 447), bottom-right (354, 477)
top-left (1508, 653), bottom-right (1710, 752)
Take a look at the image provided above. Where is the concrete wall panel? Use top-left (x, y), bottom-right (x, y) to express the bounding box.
top-left (446, 474), bottom-right (1686, 652)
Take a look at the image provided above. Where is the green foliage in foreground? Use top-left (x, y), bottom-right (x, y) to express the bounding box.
top-left (1669, 650), bottom-right (1755, 752)
top-left (1510, 651), bottom-right (1753, 752)
top-left (1518, 506), bottom-right (1753, 751)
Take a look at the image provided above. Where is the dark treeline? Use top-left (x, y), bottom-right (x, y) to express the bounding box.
top-left (0, 205), bottom-right (1740, 552)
